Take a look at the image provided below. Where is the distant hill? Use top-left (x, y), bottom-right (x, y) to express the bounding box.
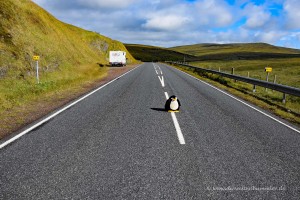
top-left (170, 43), bottom-right (300, 56)
top-left (125, 43), bottom-right (300, 62)
top-left (169, 43), bottom-right (300, 61)
top-left (124, 44), bottom-right (198, 62)
top-left (0, 0), bottom-right (135, 78)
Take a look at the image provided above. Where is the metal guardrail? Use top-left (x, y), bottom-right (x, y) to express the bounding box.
top-left (167, 62), bottom-right (300, 102)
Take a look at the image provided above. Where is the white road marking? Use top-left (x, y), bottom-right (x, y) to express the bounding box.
top-left (0, 65), bottom-right (142, 149)
top-left (153, 63), bottom-right (163, 75)
top-left (164, 92), bottom-right (186, 144)
top-left (171, 112), bottom-right (185, 144)
top-left (170, 65), bottom-right (300, 134)
top-left (158, 76), bottom-right (165, 87)
top-left (164, 91), bottom-right (169, 99)
top-left (153, 64), bottom-right (159, 75)
top-left (158, 67), bottom-right (163, 75)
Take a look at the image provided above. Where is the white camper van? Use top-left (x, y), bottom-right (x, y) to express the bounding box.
top-left (109, 51), bottom-right (126, 66)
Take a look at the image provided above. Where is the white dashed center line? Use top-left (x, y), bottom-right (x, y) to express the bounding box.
top-left (158, 76), bottom-right (165, 87)
top-left (155, 63), bottom-right (185, 145)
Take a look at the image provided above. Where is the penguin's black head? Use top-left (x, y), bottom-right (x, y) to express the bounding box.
top-left (170, 95), bottom-right (177, 101)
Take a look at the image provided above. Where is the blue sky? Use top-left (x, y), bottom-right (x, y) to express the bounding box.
top-left (32, 0), bottom-right (300, 49)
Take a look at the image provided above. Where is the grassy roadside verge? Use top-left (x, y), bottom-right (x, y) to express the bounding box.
top-left (0, 64), bottom-right (137, 139)
top-left (170, 64), bottom-right (300, 126)
top-left (190, 59), bottom-right (300, 88)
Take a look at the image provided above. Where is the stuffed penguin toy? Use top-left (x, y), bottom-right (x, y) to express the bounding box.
top-left (165, 95), bottom-right (181, 112)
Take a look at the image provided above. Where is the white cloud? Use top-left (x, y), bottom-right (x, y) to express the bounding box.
top-left (243, 3), bottom-right (271, 29)
top-left (195, 0), bottom-right (234, 27)
top-left (142, 15), bottom-right (191, 31)
top-left (30, 0), bottom-right (300, 48)
top-left (283, 0), bottom-right (300, 29)
top-left (77, 0), bottom-right (137, 9)
top-left (256, 31), bottom-right (286, 43)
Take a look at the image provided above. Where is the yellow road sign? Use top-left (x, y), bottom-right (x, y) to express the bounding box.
top-left (265, 67), bottom-right (272, 72)
top-left (33, 56), bottom-right (40, 61)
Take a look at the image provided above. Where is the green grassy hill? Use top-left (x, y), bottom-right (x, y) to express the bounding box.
top-left (125, 44), bottom-right (197, 62)
top-left (0, 0), bottom-right (135, 79)
top-left (126, 43), bottom-right (300, 62)
top-left (170, 43), bottom-right (300, 57)
top-left (0, 0), bottom-right (137, 138)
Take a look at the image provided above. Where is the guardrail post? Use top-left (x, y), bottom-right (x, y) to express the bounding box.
top-left (253, 85), bottom-right (256, 93)
top-left (282, 93), bottom-right (286, 104)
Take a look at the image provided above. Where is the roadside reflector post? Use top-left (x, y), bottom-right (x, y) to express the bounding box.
top-left (283, 93), bottom-right (286, 104)
top-left (231, 68), bottom-right (237, 82)
top-left (253, 85), bottom-right (256, 93)
top-left (266, 72), bottom-right (270, 82)
top-left (265, 72), bottom-right (269, 91)
top-left (218, 67), bottom-right (221, 72)
top-left (247, 72), bottom-right (250, 78)
top-left (33, 56), bottom-right (40, 84)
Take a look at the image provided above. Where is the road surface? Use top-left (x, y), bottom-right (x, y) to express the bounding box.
top-left (1, 63), bottom-right (300, 199)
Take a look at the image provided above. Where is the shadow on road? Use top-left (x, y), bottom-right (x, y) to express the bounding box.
top-left (151, 108), bottom-right (167, 112)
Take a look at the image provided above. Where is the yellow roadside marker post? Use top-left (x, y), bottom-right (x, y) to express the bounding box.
top-left (33, 56), bottom-right (40, 84)
top-left (265, 67), bottom-right (272, 91)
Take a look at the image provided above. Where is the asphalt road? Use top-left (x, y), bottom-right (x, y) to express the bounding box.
top-left (1, 63), bottom-right (300, 199)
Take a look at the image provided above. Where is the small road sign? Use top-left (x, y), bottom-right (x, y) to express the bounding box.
top-left (33, 56), bottom-right (40, 61)
top-left (265, 67), bottom-right (272, 72)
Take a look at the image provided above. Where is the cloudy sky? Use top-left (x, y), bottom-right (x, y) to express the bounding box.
top-left (32, 0), bottom-right (300, 48)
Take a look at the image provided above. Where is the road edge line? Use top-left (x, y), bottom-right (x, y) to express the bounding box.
top-left (168, 65), bottom-right (300, 134)
top-left (0, 65), bottom-right (142, 149)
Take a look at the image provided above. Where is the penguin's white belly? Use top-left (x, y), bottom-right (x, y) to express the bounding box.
top-left (170, 101), bottom-right (179, 110)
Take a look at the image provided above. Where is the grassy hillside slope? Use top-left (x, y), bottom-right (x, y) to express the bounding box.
top-left (126, 43), bottom-right (300, 63)
top-left (170, 43), bottom-right (300, 56)
top-left (169, 43), bottom-right (300, 61)
top-left (0, 0), bottom-right (137, 138)
top-left (0, 0), bottom-right (135, 78)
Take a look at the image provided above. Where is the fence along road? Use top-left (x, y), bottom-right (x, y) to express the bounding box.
top-left (1, 63), bottom-right (300, 199)
top-left (168, 62), bottom-right (300, 101)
